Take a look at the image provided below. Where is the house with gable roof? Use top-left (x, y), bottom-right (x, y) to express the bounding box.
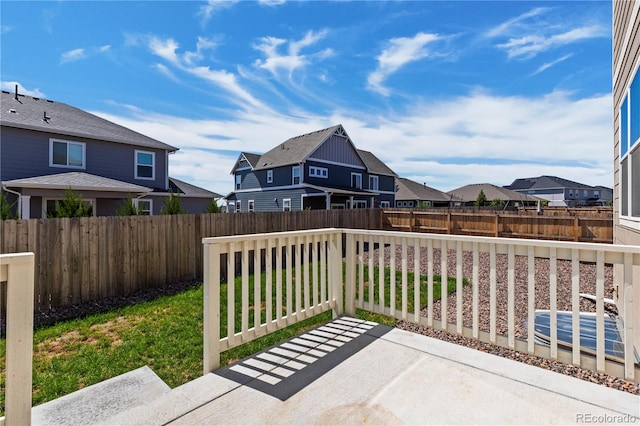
top-left (394, 177), bottom-right (453, 208)
top-left (0, 88), bottom-right (221, 218)
top-left (226, 125), bottom-right (396, 212)
top-left (504, 176), bottom-right (612, 207)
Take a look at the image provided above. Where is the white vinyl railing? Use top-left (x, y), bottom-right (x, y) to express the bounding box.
top-left (0, 252), bottom-right (35, 426)
top-left (203, 229), bottom-right (343, 372)
top-left (203, 228), bottom-right (640, 382)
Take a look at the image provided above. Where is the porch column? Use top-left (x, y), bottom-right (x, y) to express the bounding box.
top-left (20, 196), bottom-right (30, 219)
top-left (349, 196), bottom-right (354, 209)
top-left (325, 193), bottom-right (330, 210)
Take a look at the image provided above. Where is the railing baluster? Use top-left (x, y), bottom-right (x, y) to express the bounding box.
top-left (379, 234), bottom-right (386, 315)
top-left (358, 234), bottom-right (364, 309)
top-left (304, 235), bottom-right (310, 313)
top-left (286, 237), bottom-right (293, 325)
top-left (227, 242), bottom-right (236, 346)
top-left (623, 252), bottom-right (635, 381)
top-left (550, 247), bottom-right (558, 360)
top-left (527, 245), bottom-right (535, 354)
top-left (390, 236), bottom-right (396, 317)
top-left (312, 234), bottom-right (319, 311)
top-left (414, 237), bottom-right (421, 322)
top-left (472, 242), bottom-right (479, 339)
top-left (507, 244), bottom-right (515, 349)
top-left (441, 240), bottom-right (448, 330)
top-left (402, 237), bottom-right (408, 320)
top-left (345, 232), bottom-right (356, 316)
top-left (295, 236), bottom-right (302, 319)
top-left (266, 238), bottom-right (273, 331)
top-left (457, 241), bottom-right (463, 335)
top-left (368, 234), bottom-right (375, 312)
top-left (320, 234), bottom-right (326, 310)
top-left (596, 250), bottom-right (605, 372)
top-left (276, 238), bottom-right (283, 328)
top-left (241, 241), bottom-right (249, 340)
top-left (489, 243), bottom-right (496, 344)
top-left (427, 239), bottom-right (434, 327)
top-left (571, 248), bottom-right (580, 366)
top-left (254, 239), bottom-right (262, 331)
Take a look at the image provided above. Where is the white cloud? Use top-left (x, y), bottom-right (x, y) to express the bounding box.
top-left (0, 81), bottom-right (46, 98)
top-left (198, 0), bottom-right (239, 25)
top-left (60, 48), bottom-right (85, 64)
top-left (367, 32), bottom-right (440, 96)
top-left (531, 53), bottom-right (573, 75)
top-left (498, 25), bottom-right (605, 59)
top-left (98, 45), bottom-right (111, 53)
top-left (485, 7), bottom-right (549, 38)
top-left (94, 89), bottom-right (611, 195)
top-left (253, 30), bottom-right (331, 79)
top-left (259, 0), bottom-right (285, 6)
top-left (146, 35), bottom-right (266, 111)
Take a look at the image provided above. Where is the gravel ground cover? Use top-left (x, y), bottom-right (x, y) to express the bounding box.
top-left (361, 245), bottom-right (640, 395)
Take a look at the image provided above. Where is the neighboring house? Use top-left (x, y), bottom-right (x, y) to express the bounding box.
top-left (226, 125), bottom-right (396, 212)
top-left (0, 89), bottom-right (220, 218)
top-left (394, 177), bottom-right (453, 208)
top-left (613, 1), bottom-right (640, 347)
top-left (446, 183), bottom-right (540, 207)
top-left (504, 175), bottom-right (612, 207)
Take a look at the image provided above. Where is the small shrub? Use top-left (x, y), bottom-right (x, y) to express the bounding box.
top-left (205, 198), bottom-right (222, 213)
top-left (116, 195), bottom-right (140, 216)
top-left (161, 191), bottom-right (185, 215)
top-left (50, 188), bottom-right (93, 218)
top-left (0, 193), bottom-right (18, 220)
top-left (475, 190), bottom-right (488, 207)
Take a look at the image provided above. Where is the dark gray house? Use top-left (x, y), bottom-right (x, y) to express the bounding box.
top-left (394, 177), bottom-right (453, 208)
top-left (226, 125), bottom-right (396, 212)
top-left (0, 89), bottom-right (220, 218)
top-left (504, 176), bottom-right (612, 207)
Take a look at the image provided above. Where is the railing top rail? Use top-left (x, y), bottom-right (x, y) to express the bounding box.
top-left (340, 228), bottom-right (640, 253)
top-left (0, 252), bottom-right (35, 263)
top-left (202, 228), bottom-right (342, 245)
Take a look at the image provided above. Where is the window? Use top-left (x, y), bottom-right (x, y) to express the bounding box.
top-left (135, 150), bottom-right (155, 180)
top-left (267, 170), bottom-right (273, 183)
top-left (135, 199), bottom-right (152, 215)
top-left (50, 139), bottom-right (85, 169)
top-left (283, 198), bottom-right (291, 211)
top-left (248, 200), bottom-right (255, 212)
top-left (235, 174), bottom-right (242, 190)
top-left (620, 67), bottom-right (640, 220)
top-left (352, 200), bottom-right (367, 209)
top-left (309, 166), bottom-right (328, 178)
top-left (292, 166), bottom-right (301, 185)
top-left (351, 173), bottom-right (362, 189)
top-left (380, 201), bottom-right (390, 208)
top-left (44, 198), bottom-right (94, 218)
top-left (369, 175), bottom-right (379, 191)
top-left (583, 190), bottom-right (588, 197)
top-left (236, 200), bottom-right (241, 213)
top-left (594, 190), bottom-right (600, 198)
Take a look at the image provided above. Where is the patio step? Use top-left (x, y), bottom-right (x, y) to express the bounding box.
top-left (101, 372), bottom-right (241, 425)
top-left (31, 366), bottom-right (171, 426)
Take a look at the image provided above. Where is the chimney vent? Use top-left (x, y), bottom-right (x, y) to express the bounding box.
top-left (43, 111), bottom-right (51, 122)
top-left (14, 84), bottom-right (18, 100)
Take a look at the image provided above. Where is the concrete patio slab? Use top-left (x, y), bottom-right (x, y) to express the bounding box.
top-left (166, 318), bottom-right (640, 426)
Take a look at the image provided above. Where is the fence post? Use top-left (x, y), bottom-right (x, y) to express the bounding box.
top-left (203, 241), bottom-right (221, 373)
top-left (495, 213), bottom-right (499, 237)
top-left (3, 252), bottom-right (35, 426)
top-left (574, 216), bottom-right (580, 241)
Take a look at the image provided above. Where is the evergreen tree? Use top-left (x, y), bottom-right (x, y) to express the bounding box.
top-left (51, 188), bottom-right (93, 218)
top-left (475, 190), bottom-right (488, 207)
top-left (116, 195), bottom-right (140, 216)
top-left (161, 190), bottom-right (185, 215)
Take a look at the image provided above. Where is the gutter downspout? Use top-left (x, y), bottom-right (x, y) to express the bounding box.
top-left (2, 185), bottom-right (22, 218)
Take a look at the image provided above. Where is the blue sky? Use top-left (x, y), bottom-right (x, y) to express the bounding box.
top-left (1, 1), bottom-right (613, 195)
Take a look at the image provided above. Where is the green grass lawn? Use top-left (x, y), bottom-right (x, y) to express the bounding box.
top-left (0, 264), bottom-right (465, 415)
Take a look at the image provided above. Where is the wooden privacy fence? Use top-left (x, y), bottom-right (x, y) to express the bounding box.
top-left (0, 209), bottom-right (381, 313)
top-left (382, 209), bottom-right (613, 243)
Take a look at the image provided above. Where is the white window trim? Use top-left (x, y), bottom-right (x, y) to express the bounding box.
top-left (292, 166), bottom-right (301, 185)
top-left (49, 138), bottom-right (86, 169)
top-left (309, 166), bottom-right (328, 178)
top-left (43, 197), bottom-right (96, 218)
top-left (135, 150), bottom-right (155, 180)
top-left (619, 61), bottom-right (640, 222)
top-left (248, 200), bottom-right (255, 212)
top-left (369, 175), bottom-right (379, 191)
top-left (267, 170), bottom-right (273, 184)
top-left (351, 172), bottom-right (362, 189)
top-left (236, 200), bottom-right (241, 213)
top-left (283, 198), bottom-right (291, 212)
top-left (134, 198), bottom-right (153, 215)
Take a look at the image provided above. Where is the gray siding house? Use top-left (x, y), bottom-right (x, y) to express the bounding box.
top-left (394, 177), bottom-right (453, 208)
top-left (504, 176), bottom-right (612, 207)
top-left (0, 89), bottom-right (220, 218)
top-left (226, 125), bottom-right (396, 212)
